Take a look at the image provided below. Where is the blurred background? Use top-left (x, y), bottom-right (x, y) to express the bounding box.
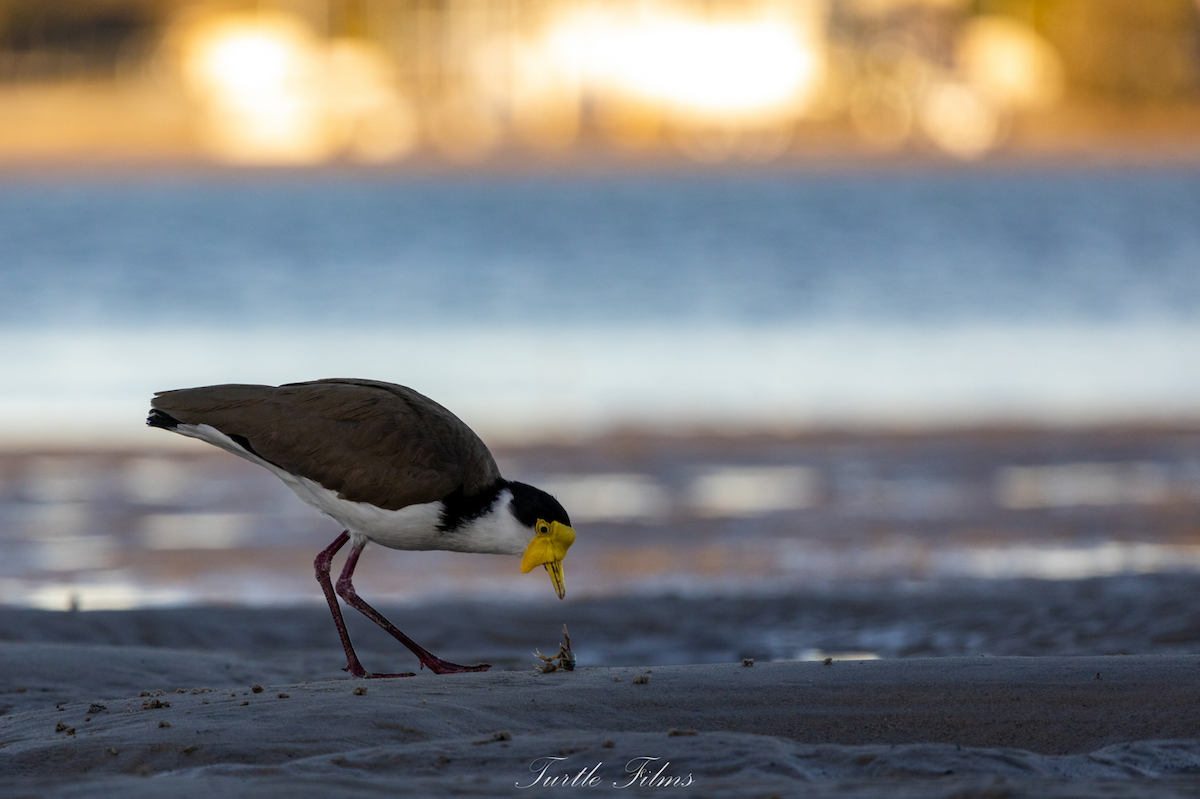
top-left (0, 0), bottom-right (1198, 164)
top-left (1, 0), bottom-right (1199, 659)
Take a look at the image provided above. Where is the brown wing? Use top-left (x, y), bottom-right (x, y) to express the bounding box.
top-left (150, 379), bottom-right (501, 510)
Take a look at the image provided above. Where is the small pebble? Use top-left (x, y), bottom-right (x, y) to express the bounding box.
top-left (107, 748), bottom-right (118, 756)
top-left (87, 703), bottom-right (106, 714)
top-left (158, 721), bottom-right (171, 728)
top-left (352, 686), bottom-right (367, 696)
top-left (823, 658), bottom-right (833, 666)
top-left (612, 676), bottom-right (621, 682)
top-left (668, 729), bottom-right (698, 737)
top-left (632, 675), bottom-right (649, 685)
top-left (277, 693), bottom-right (290, 699)
top-left (602, 739), bottom-right (614, 748)
top-left (239, 701), bottom-right (249, 706)
top-left (251, 685), bottom-right (264, 694)
top-left (742, 658), bottom-right (754, 667)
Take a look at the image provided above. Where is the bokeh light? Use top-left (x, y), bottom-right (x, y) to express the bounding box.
top-left (919, 80), bottom-right (1001, 159)
top-left (0, 0), bottom-right (1185, 165)
top-left (957, 16), bottom-right (1065, 112)
top-left (546, 5), bottom-right (823, 121)
top-left (178, 12), bottom-right (415, 164)
top-left (180, 12), bottom-right (331, 164)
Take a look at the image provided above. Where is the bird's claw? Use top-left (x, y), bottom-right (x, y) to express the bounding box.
top-left (420, 656), bottom-right (490, 674)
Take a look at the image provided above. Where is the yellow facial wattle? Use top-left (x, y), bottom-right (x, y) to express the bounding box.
top-left (520, 519), bottom-right (575, 599)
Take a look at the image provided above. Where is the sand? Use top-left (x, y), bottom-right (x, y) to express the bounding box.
top-left (2, 607), bottom-right (1200, 797)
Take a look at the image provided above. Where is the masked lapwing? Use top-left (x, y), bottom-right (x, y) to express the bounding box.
top-left (146, 379), bottom-right (575, 678)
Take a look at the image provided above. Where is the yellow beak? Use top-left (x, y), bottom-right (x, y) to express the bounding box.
top-left (520, 521), bottom-right (575, 600)
top-left (544, 560), bottom-right (566, 600)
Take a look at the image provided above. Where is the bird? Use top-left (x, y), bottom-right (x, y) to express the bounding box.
top-left (146, 378), bottom-right (575, 678)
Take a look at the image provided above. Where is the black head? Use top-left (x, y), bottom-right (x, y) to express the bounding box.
top-left (507, 480), bottom-right (572, 529)
top-left (510, 480), bottom-right (575, 600)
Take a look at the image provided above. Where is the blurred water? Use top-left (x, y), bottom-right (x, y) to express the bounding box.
top-left (1, 169), bottom-right (1199, 444)
top-left (3, 170), bottom-right (1200, 611)
top-left (2, 170), bottom-right (1199, 329)
top-left (3, 427), bottom-right (1200, 609)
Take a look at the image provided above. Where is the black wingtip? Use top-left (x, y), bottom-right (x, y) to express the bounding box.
top-left (146, 409), bottom-right (180, 431)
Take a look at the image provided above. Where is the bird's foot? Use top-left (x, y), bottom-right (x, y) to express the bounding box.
top-left (420, 655), bottom-right (490, 674)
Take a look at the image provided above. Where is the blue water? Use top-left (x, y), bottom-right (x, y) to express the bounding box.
top-left (1, 169), bottom-right (1199, 329)
top-left (4, 170), bottom-right (1200, 609)
top-left (2, 168), bottom-right (1200, 444)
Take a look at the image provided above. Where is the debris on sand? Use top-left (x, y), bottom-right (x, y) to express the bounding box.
top-left (535, 624), bottom-right (576, 673)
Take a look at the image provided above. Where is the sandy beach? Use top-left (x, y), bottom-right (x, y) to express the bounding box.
top-left (3, 428), bottom-right (1199, 798)
top-left (3, 593), bottom-right (1200, 798)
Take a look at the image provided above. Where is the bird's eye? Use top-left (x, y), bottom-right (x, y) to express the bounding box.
top-left (539, 524), bottom-right (549, 534)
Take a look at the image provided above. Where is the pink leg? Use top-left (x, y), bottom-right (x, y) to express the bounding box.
top-left (314, 532), bottom-right (414, 679)
top-left (335, 537), bottom-right (490, 675)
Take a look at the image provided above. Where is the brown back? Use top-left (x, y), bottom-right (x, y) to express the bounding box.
top-left (151, 379), bottom-right (501, 510)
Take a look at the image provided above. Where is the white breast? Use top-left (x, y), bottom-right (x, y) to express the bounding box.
top-left (172, 423), bottom-right (529, 555)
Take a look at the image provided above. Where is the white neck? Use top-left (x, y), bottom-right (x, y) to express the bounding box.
top-left (440, 489), bottom-right (531, 556)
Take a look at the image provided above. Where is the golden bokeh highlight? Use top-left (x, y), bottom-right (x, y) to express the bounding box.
top-left (957, 17), bottom-right (1066, 112)
top-left (918, 80), bottom-right (1002, 159)
top-left (544, 5), bottom-right (823, 122)
top-left (2, 0), bottom-right (1186, 166)
top-left (914, 16), bottom-right (1065, 159)
top-left (177, 12), bottom-right (415, 165)
top-left (171, 2), bottom-right (830, 165)
top-left (545, 2), bottom-right (825, 162)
